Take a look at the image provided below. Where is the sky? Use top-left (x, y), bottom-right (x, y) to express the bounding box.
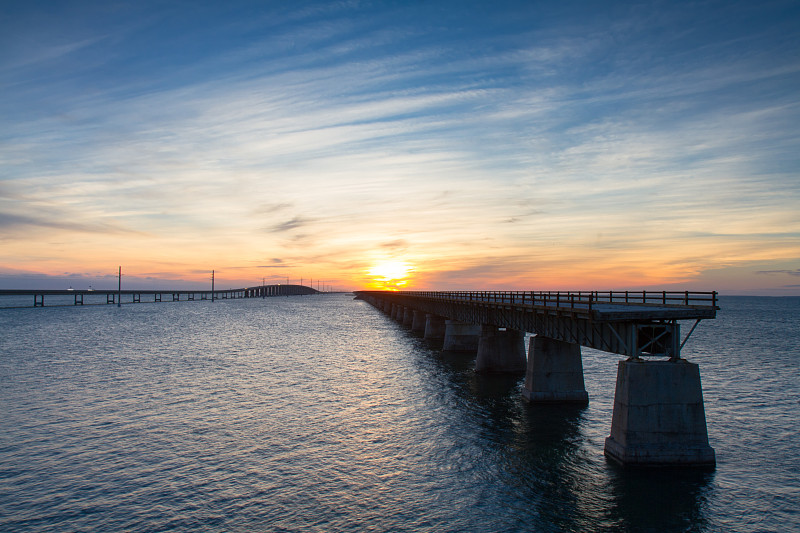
top-left (1, 0), bottom-right (799, 294)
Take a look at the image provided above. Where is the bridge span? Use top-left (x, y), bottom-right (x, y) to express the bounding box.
top-left (0, 284), bottom-right (317, 308)
top-left (355, 290), bottom-right (719, 467)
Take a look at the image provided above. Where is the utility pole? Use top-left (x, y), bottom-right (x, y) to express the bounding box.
top-left (117, 266), bottom-right (121, 307)
top-left (211, 270), bottom-right (215, 302)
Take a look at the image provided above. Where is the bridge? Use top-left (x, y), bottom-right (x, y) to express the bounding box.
top-left (355, 290), bottom-right (719, 467)
top-left (0, 284), bottom-right (318, 308)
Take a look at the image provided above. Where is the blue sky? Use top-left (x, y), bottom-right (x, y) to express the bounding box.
top-left (1, 0), bottom-right (799, 293)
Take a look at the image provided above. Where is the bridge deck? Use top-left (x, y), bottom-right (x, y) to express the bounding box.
top-left (0, 285), bottom-right (317, 308)
top-left (356, 290), bottom-right (719, 358)
top-left (397, 291), bottom-right (718, 322)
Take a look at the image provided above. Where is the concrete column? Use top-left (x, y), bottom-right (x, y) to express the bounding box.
top-left (604, 359), bottom-right (715, 466)
top-left (383, 301), bottom-right (392, 313)
top-left (522, 336), bottom-right (589, 404)
top-left (402, 307), bottom-right (414, 326)
top-left (475, 325), bottom-right (527, 373)
top-left (391, 304), bottom-right (402, 320)
top-left (411, 310), bottom-right (426, 333)
top-left (424, 314), bottom-right (446, 340)
top-left (442, 320), bottom-right (480, 352)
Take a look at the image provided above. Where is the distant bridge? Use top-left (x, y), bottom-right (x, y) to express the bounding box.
top-left (0, 284), bottom-right (318, 308)
top-left (355, 290), bottom-right (719, 467)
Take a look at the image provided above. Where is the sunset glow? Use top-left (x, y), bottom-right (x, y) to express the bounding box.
top-left (366, 262), bottom-right (414, 291)
top-left (1, 1), bottom-right (798, 294)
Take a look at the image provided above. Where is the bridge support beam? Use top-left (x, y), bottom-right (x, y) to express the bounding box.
top-left (442, 320), bottom-right (480, 352)
top-left (522, 336), bottom-right (589, 404)
top-left (424, 314), bottom-right (446, 340)
top-left (604, 359), bottom-right (715, 466)
top-left (475, 326), bottom-right (526, 373)
top-left (411, 310), bottom-right (426, 333)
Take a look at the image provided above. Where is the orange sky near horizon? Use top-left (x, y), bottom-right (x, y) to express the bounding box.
top-left (3, 230), bottom-right (798, 295)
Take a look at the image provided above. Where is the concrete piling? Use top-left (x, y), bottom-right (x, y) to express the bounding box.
top-left (411, 310), bottom-right (426, 333)
top-left (603, 359), bottom-right (715, 466)
top-left (475, 325), bottom-right (527, 372)
top-left (402, 307), bottom-right (414, 327)
top-left (522, 336), bottom-right (589, 404)
top-left (424, 314), bottom-right (446, 340)
top-left (442, 320), bottom-right (481, 351)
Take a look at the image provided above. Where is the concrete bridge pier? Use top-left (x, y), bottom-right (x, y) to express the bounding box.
top-left (392, 304), bottom-right (403, 321)
top-left (475, 325), bottom-right (527, 373)
top-left (522, 336), bottom-right (589, 404)
top-left (411, 310), bottom-right (426, 333)
top-left (604, 359), bottom-right (715, 466)
top-left (402, 307), bottom-right (414, 327)
top-left (424, 314), bottom-right (446, 341)
top-left (442, 320), bottom-right (481, 352)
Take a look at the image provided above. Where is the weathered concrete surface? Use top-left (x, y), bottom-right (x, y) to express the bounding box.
top-left (411, 310), bottom-right (426, 332)
top-left (424, 314), bottom-right (446, 340)
top-left (442, 320), bottom-right (480, 352)
top-left (522, 336), bottom-right (588, 404)
top-left (604, 359), bottom-right (715, 466)
top-left (475, 325), bottom-right (527, 373)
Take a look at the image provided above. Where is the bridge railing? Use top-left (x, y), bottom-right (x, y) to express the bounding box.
top-left (399, 290), bottom-right (718, 313)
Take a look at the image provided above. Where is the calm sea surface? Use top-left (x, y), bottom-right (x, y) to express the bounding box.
top-left (1, 294), bottom-right (798, 532)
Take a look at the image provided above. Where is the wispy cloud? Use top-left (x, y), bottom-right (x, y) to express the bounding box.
top-left (267, 217), bottom-right (313, 233)
top-left (758, 269), bottom-right (800, 277)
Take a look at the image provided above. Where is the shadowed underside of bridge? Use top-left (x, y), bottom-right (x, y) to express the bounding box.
top-left (355, 290), bottom-right (720, 468)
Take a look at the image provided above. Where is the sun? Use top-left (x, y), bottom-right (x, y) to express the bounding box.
top-left (367, 261), bottom-right (414, 290)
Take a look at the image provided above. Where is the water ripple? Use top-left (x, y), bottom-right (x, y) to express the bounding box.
top-left (0, 295), bottom-right (798, 531)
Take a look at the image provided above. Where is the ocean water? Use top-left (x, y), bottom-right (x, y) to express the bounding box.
top-left (0, 294), bottom-right (798, 532)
